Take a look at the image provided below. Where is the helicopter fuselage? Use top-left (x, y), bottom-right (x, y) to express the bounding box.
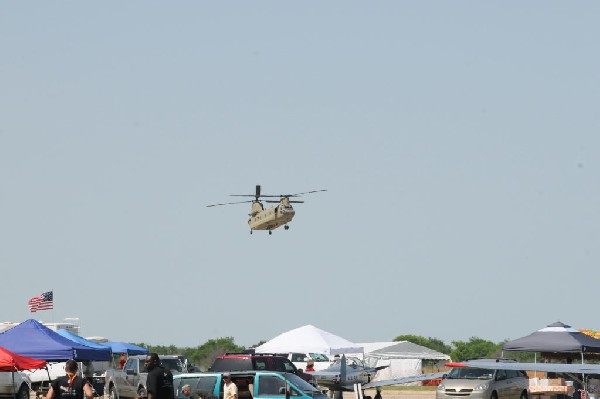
top-left (248, 200), bottom-right (295, 231)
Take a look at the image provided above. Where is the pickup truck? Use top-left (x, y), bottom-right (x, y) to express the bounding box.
top-left (0, 372), bottom-right (31, 399)
top-left (105, 355), bottom-right (185, 399)
top-left (173, 371), bottom-right (328, 399)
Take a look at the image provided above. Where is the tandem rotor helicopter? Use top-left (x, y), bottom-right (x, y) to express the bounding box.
top-left (207, 185), bottom-right (327, 234)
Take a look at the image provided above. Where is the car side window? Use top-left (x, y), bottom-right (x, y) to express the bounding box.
top-left (281, 360), bottom-right (296, 373)
top-left (496, 370), bottom-right (507, 380)
top-left (255, 360), bottom-right (267, 370)
top-left (125, 359), bottom-right (136, 372)
top-left (291, 354), bottom-right (305, 362)
top-left (257, 376), bottom-right (286, 396)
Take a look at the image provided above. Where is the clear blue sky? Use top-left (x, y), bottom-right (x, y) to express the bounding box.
top-left (1, 2), bottom-right (599, 348)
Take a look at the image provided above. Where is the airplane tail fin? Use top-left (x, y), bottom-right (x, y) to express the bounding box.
top-left (340, 354), bottom-right (347, 384)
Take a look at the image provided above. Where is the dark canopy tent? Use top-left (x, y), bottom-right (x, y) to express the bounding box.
top-left (103, 342), bottom-right (148, 355)
top-left (504, 321), bottom-right (600, 358)
top-left (0, 319), bottom-right (111, 361)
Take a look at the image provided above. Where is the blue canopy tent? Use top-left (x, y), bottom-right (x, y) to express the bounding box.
top-left (55, 329), bottom-right (113, 354)
top-left (103, 342), bottom-right (148, 355)
top-left (0, 320), bottom-right (111, 361)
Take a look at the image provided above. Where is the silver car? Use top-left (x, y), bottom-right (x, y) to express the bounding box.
top-left (436, 360), bottom-right (529, 399)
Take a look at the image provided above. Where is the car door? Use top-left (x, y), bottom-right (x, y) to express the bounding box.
top-left (256, 375), bottom-right (287, 399)
top-left (123, 358), bottom-right (140, 397)
top-left (494, 369), bottom-right (512, 399)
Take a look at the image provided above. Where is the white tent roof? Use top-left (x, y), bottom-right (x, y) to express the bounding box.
top-left (360, 341), bottom-right (450, 360)
top-left (254, 325), bottom-right (363, 356)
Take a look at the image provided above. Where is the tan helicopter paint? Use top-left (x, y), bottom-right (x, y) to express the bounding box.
top-left (248, 197), bottom-right (295, 231)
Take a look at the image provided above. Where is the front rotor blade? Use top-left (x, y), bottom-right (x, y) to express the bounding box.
top-left (264, 200), bottom-right (304, 203)
top-left (207, 200), bottom-right (254, 207)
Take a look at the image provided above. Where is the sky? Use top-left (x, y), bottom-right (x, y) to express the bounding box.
top-left (1, 2), bottom-right (599, 350)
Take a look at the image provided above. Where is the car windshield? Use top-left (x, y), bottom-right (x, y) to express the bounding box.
top-left (162, 359), bottom-right (184, 372)
top-left (286, 374), bottom-right (322, 394)
top-left (309, 354), bottom-right (329, 362)
top-left (447, 368), bottom-right (494, 380)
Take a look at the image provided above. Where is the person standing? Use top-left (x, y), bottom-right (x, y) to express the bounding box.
top-left (223, 373), bottom-right (237, 399)
top-left (145, 353), bottom-right (173, 399)
top-left (119, 353), bottom-right (127, 369)
top-left (46, 359), bottom-right (94, 399)
top-left (305, 359), bottom-right (315, 372)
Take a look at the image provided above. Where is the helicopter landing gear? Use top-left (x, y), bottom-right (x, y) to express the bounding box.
top-left (268, 230), bottom-right (272, 235)
top-left (284, 225), bottom-right (289, 230)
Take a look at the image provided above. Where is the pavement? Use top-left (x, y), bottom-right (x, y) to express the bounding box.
top-left (344, 390), bottom-right (435, 399)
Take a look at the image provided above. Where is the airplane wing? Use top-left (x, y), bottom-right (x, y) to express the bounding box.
top-left (451, 361), bottom-right (600, 374)
top-left (363, 372), bottom-right (448, 389)
top-left (306, 370), bottom-right (341, 380)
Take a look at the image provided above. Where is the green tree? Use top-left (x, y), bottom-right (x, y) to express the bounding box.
top-left (394, 334), bottom-right (452, 355)
top-left (137, 337), bottom-right (244, 371)
top-left (450, 337), bottom-right (502, 361)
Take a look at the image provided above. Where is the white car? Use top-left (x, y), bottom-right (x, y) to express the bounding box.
top-left (286, 353), bottom-right (332, 372)
top-left (0, 371), bottom-right (31, 399)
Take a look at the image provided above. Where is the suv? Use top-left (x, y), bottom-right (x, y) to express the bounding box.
top-left (436, 359), bottom-right (529, 399)
top-left (209, 354), bottom-right (315, 384)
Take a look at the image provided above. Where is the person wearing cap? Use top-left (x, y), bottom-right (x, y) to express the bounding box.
top-left (223, 373), bottom-right (237, 399)
top-left (305, 358), bottom-right (315, 372)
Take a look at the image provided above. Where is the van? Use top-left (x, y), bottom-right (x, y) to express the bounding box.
top-left (173, 371), bottom-right (328, 399)
top-left (436, 359), bottom-right (529, 399)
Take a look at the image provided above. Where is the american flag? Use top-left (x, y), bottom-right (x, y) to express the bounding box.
top-left (28, 291), bottom-right (54, 312)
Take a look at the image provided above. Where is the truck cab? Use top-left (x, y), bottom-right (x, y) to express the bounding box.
top-left (173, 371), bottom-right (328, 399)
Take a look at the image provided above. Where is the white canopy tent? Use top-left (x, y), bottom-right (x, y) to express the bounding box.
top-left (348, 341), bottom-right (451, 383)
top-left (254, 325), bottom-right (363, 356)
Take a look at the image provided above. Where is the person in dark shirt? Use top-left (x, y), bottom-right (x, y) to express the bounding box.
top-left (46, 359), bottom-right (94, 399)
top-left (145, 353), bottom-right (173, 399)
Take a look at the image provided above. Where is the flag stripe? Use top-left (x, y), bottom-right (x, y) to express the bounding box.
top-left (28, 291), bottom-right (53, 312)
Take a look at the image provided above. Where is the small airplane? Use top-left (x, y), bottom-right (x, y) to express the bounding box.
top-left (307, 355), bottom-right (447, 399)
top-left (207, 185), bottom-right (326, 235)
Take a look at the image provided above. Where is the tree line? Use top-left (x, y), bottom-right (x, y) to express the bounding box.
top-left (135, 335), bottom-right (535, 371)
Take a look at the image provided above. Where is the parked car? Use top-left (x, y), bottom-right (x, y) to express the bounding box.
top-left (173, 371), bottom-right (327, 399)
top-left (282, 352), bottom-right (332, 372)
top-left (436, 359), bottom-right (529, 399)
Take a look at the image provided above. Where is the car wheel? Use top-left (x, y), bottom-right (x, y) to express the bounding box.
top-left (110, 386), bottom-right (118, 399)
top-left (138, 388), bottom-right (147, 398)
top-left (520, 391), bottom-right (528, 399)
top-left (16, 385), bottom-right (29, 399)
top-left (490, 393), bottom-right (498, 399)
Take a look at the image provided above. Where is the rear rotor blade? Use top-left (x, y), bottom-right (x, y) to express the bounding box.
top-left (282, 189), bottom-right (328, 197)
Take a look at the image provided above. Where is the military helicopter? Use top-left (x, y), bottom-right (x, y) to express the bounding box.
top-left (207, 185), bottom-right (326, 235)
